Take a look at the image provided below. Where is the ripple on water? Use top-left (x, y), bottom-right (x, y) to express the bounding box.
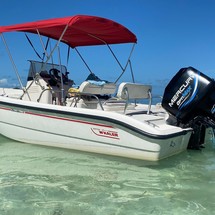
top-left (0, 135), bottom-right (214, 214)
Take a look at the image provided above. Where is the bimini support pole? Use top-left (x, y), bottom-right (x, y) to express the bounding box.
top-left (74, 48), bottom-right (94, 74)
top-left (87, 33), bottom-right (136, 83)
top-left (38, 25), bottom-right (69, 105)
top-left (45, 24), bottom-right (69, 64)
top-left (87, 33), bottom-right (126, 72)
top-left (114, 43), bottom-right (136, 83)
top-left (0, 33), bottom-right (31, 100)
top-left (57, 46), bottom-right (65, 105)
top-left (129, 59), bottom-right (135, 83)
top-left (1, 33), bottom-right (24, 89)
top-left (36, 29), bottom-right (49, 61)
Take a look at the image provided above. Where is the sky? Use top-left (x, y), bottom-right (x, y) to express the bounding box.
top-left (0, 0), bottom-right (215, 96)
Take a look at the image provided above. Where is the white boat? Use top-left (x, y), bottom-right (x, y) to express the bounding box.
top-left (0, 15), bottom-right (214, 161)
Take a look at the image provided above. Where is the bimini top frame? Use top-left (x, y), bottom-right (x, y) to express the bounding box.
top-left (0, 15), bottom-right (137, 101)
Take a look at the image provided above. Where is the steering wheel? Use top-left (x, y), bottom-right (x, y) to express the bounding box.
top-left (49, 68), bottom-right (61, 81)
top-left (48, 68), bottom-right (61, 86)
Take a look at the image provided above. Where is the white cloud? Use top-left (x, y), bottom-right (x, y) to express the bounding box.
top-left (0, 78), bottom-right (8, 85)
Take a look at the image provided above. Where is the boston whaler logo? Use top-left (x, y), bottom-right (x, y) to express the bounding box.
top-left (91, 128), bottom-right (119, 139)
top-left (168, 72), bottom-right (197, 109)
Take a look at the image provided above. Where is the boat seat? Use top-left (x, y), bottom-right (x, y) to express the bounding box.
top-left (68, 81), bottom-right (116, 109)
top-left (104, 82), bottom-right (152, 114)
top-left (79, 81), bottom-right (116, 95)
top-left (117, 82), bottom-right (152, 100)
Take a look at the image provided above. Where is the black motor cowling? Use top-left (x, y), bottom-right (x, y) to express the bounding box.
top-left (162, 66), bottom-right (215, 149)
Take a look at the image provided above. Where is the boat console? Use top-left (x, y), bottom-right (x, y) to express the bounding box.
top-left (162, 66), bottom-right (215, 149)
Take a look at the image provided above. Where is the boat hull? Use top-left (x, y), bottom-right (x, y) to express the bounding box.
top-left (0, 97), bottom-right (192, 161)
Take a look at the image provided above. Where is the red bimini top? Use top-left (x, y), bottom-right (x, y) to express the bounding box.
top-left (0, 15), bottom-right (137, 48)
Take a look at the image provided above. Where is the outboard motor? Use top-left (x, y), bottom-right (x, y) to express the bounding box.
top-left (162, 66), bottom-right (215, 149)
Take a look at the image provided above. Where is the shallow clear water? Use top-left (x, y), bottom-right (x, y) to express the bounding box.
top-left (0, 135), bottom-right (214, 215)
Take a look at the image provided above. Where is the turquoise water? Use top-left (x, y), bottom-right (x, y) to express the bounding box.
top-left (0, 135), bottom-right (215, 215)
